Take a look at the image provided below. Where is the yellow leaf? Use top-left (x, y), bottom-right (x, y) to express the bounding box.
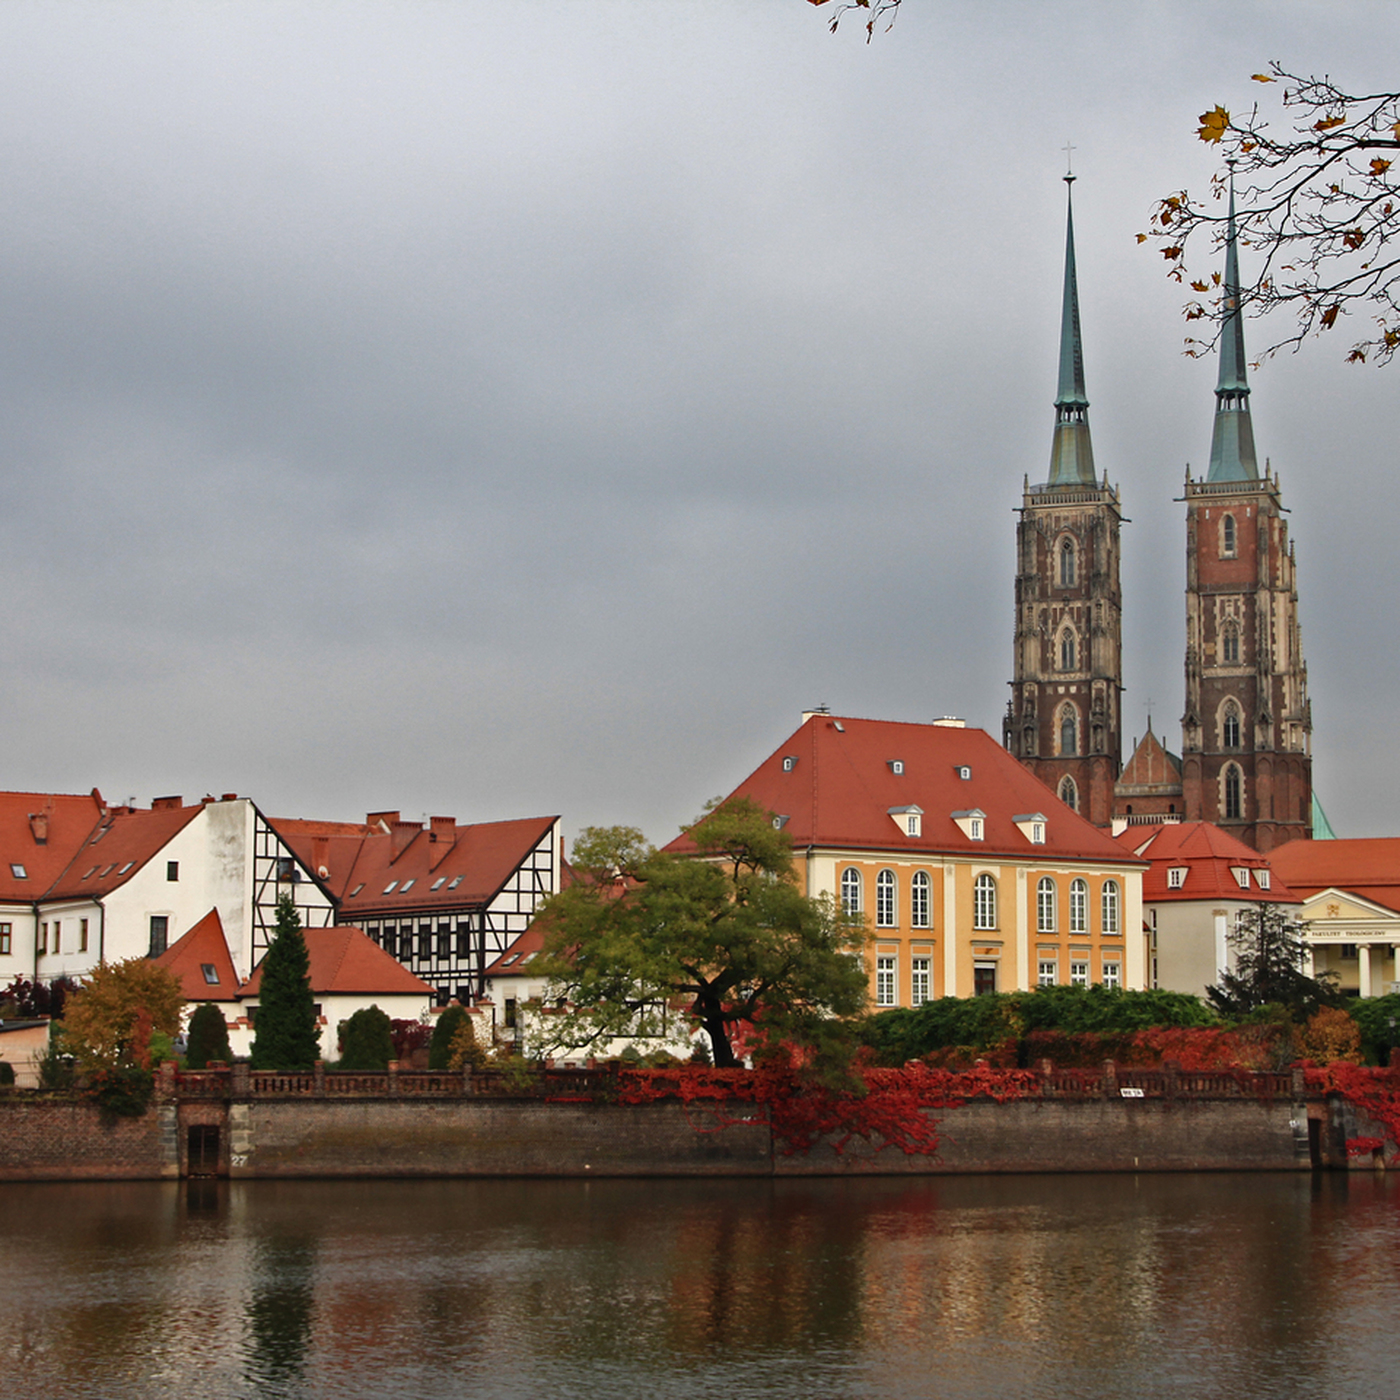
top-left (1190, 280), bottom-right (1210, 292)
top-left (1370, 158), bottom-right (1393, 175)
top-left (1392, 121), bottom-right (1400, 141)
top-left (1314, 115), bottom-right (1345, 132)
top-left (1162, 245), bottom-right (1184, 260)
top-left (1197, 105), bottom-right (1230, 144)
top-left (1136, 233), bottom-right (1148, 243)
top-left (1212, 272), bottom-right (1222, 286)
top-left (1241, 141), bottom-right (1256, 153)
top-left (1251, 73), bottom-right (1276, 83)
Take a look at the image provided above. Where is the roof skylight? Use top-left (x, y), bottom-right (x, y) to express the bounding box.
top-left (350, 883), bottom-right (364, 897)
top-left (9, 864), bottom-right (25, 879)
top-left (400, 878), bottom-right (416, 892)
top-left (431, 877), bottom-right (447, 890)
top-left (448, 876), bottom-right (463, 890)
top-left (383, 881), bottom-right (398, 894)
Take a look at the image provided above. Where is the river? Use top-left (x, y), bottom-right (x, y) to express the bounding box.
top-left (1, 1172), bottom-right (1396, 1399)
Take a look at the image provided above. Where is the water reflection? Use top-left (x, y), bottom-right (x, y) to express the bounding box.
top-left (0, 1172), bottom-right (1397, 1399)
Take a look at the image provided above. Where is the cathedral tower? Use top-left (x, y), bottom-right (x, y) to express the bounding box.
top-left (1180, 184), bottom-right (1311, 851)
top-left (1006, 177), bottom-right (1124, 826)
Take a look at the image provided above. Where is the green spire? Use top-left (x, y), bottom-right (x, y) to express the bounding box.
top-left (1207, 178), bottom-right (1259, 482)
top-left (1047, 175), bottom-right (1096, 487)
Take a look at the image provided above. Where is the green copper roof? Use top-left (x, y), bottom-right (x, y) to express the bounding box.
top-left (1207, 181), bottom-right (1259, 482)
top-left (1312, 792), bottom-right (1337, 840)
top-left (1047, 177), bottom-right (1097, 487)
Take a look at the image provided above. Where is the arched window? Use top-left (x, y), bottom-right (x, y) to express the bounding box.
top-left (1059, 630), bottom-right (1076, 672)
top-left (1069, 878), bottom-right (1088, 933)
top-left (1058, 775), bottom-right (1079, 812)
top-left (876, 869), bottom-right (896, 928)
top-left (1059, 537), bottom-right (1076, 587)
top-left (1059, 706), bottom-right (1078, 757)
top-left (1223, 702), bottom-right (1241, 749)
top-left (841, 867), bottom-right (862, 916)
top-left (911, 871), bottom-right (931, 929)
top-left (1222, 625), bottom-right (1240, 665)
top-left (1224, 765), bottom-right (1243, 821)
top-left (1101, 880), bottom-right (1120, 935)
top-left (1222, 514), bottom-right (1237, 556)
top-left (1036, 876), bottom-right (1057, 933)
top-left (973, 873), bottom-right (997, 930)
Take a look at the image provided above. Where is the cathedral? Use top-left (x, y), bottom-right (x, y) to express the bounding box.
top-left (1004, 176), bottom-right (1312, 854)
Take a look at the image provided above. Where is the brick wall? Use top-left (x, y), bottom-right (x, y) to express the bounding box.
top-left (0, 1099), bottom-right (176, 1180)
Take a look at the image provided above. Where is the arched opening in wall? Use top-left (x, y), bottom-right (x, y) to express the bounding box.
top-left (841, 867), bottom-right (862, 916)
top-left (1059, 628), bottom-right (1077, 672)
top-left (1059, 537), bottom-right (1076, 587)
top-left (1058, 775), bottom-right (1079, 812)
top-left (1222, 623), bottom-right (1240, 665)
top-left (1059, 705), bottom-right (1078, 757)
top-left (1223, 701), bottom-right (1241, 750)
top-left (1224, 764), bottom-right (1243, 821)
top-left (1221, 513), bottom-right (1237, 557)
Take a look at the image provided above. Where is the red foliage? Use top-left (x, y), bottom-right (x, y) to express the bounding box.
top-left (1307, 1062), bottom-right (1400, 1160)
top-left (390, 1019), bottom-right (432, 1061)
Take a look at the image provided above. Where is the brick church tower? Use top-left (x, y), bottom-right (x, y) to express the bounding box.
top-left (1005, 176), bottom-right (1124, 826)
top-left (1179, 186), bottom-right (1312, 851)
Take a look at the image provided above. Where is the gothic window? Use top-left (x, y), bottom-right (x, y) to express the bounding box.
top-left (1059, 537), bottom-right (1076, 587)
top-left (1221, 514), bottom-right (1237, 557)
top-left (1101, 880), bottom-right (1120, 935)
top-left (1059, 629), bottom-right (1076, 672)
top-left (1222, 624), bottom-right (1240, 664)
top-left (911, 871), bottom-right (931, 928)
top-left (1058, 775), bottom-right (1079, 812)
top-left (1036, 876), bottom-right (1057, 933)
top-left (1059, 705), bottom-right (1078, 757)
top-left (973, 874), bottom-right (997, 930)
top-left (1224, 764), bottom-right (1243, 821)
top-left (841, 868), bottom-right (863, 916)
top-left (876, 870), bottom-right (896, 927)
top-left (1223, 702), bottom-right (1241, 749)
top-left (1069, 878), bottom-right (1088, 934)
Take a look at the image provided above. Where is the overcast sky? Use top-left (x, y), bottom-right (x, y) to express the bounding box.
top-left (0, 1), bottom-right (1394, 847)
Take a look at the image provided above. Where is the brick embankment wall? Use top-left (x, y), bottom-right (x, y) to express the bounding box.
top-left (776, 1097), bottom-right (1313, 1175)
top-left (0, 1098), bottom-right (177, 1181)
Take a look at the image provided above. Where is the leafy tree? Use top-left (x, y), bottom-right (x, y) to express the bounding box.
top-left (250, 896), bottom-right (321, 1070)
top-left (1206, 902), bottom-right (1339, 1019)
top-left (1297, 1005), bottom-right (1362, 1064)
top-left (185, 1003), bottom-right (233, 1069)
top-left (1150, 65), bottom-right (1400, 364)
top-left (446, 1015), bottom-right (489, 1072)
top-left (1345, 992), bottom-right (1400, 1064)
top-left (428, 1003), bottom-right (468, 1070)
top-left (1, 975), bottom-right (78, 1021)
top-left (534, 799), bottom-right (869, 1072)
top-left (337, 1006), bottom-right (395, 1071)
top-left (60, 958), bottom-right (184, 1075)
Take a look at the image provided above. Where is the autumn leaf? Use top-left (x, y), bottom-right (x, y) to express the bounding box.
top-left (1392, 121), bottom-right (1400, 141)
top-left (1136, 233), bottom-right (1148, 243)
top-left (1241, 141), bottom-right (1257, 153)
top-left (1190, 280), bottom-right (1210, 292)
top-left (1370, 158), bottom-right (1393, 175)
top-left (1251, 73), bottom-right (1277, 83)
top-left (1343, 228), bottom-right (1366, 250)
top-left (1320, 305), bottom-right (1340, 328)
top-left (1197, 105), bottom-right (1230, 143)
top-left (1314, 115), bottom-right (1345, 132)
top-left (1162, 245), bottom-right (1184, 260)
top-left (1212, 272), bottom-right (1222, 286)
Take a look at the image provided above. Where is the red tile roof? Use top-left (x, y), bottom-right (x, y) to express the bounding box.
top-left (1115, 821), bottom-right (1299, 904)
top-left (273, 813), bottom-right (558, 916)
top-left (44, 800), bottom-right (203, 900)
top-left (0, 790), bottom-right (106, 903)
top-left (1117, 726), bottom-right (1183, 790)
top-left (1269, 838), bottom-right (1400, 913)
top-left (664, 715), bottom-right (1140, 866)
top-left (483, 925), bottom-right (546, 979)
top-left (151, 908), bottom-right (240, 1002)
top-left (239, 926), bottom-right (433, 998)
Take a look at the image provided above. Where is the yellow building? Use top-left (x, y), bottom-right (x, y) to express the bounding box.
top-left (668, 713), bottom-right (1146, 1004)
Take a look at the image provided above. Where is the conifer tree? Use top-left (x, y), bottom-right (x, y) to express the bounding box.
top-left (250, 896), bottom-right (321, 1070)
top-left (428, 1003), bottom-right (467, 1070)
top-left (337, 1005), bottom-right (395, 1071)
top-left (184, 1003), bottom-right (232, 1069)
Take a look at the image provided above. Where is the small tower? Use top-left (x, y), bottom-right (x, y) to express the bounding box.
top-left (1179, 182), bottom-right (1311, 851)
top-left (1006, 175), bottom-right (1124, 826)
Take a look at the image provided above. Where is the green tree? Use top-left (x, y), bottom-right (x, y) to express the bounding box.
top-left (60, 958), bottom-right (185, 1075)
top-left (1207, 902), bottom-right (1339, 1019)
top-left (337, 1005), bottom-right (395, 1071)
top-left (428, 1003), bottom-right (468, 1070)
top-left (250, 896), bottom-right (321, 1070)
top-left (1151, 66), bottom-right (1400, 364)
top-left (184, 1003), bottom-right (233, 1069)
top-left (534, 799), bottom-right (869, 1072)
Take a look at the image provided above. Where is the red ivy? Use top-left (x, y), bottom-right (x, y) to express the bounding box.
top-left (1307, 1061), bottom-right (1400, 1161)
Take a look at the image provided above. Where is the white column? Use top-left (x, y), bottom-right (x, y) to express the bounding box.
top-left (1302, 942), bottom-right (1316, 977)
top-left (1360, 944), bottom-right (1373, 998)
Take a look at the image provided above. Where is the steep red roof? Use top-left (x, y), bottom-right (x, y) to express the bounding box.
top-left (664, 715), bottom-right (1139, 866)
top-left (239, 926), bottom-right (433, 998)
top-left (0, 790), bottom-right (106, 903)
top-left (45, 799), bottom-right (204, 900)
top-left (151, 908), bottom-right (240, 1002)
top-left (1117, 726), bottom-right (1183, 792)
top-left (483, 925), bottom-right (546, 979)
top-left (1270, 837), bottom-right (1400, 914)
top-left (1116, 821), bottom-right (1299, 904)
top-left (272, 812), bottom-right (558, 917)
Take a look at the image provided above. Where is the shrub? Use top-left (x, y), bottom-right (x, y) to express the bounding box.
top-left (337, 1006), bottom-right (395, 1071)
top-left (1298, 1005), bottom-right (1362, 1064)
top-left (429, 1005), bottom-right (468, 1070)
top-left (185, 1004), bottom-right (233, 1069)
top-left (0, 1061), bottom-right (14, 1086)
top-left (446, 1016), bottom-right (488, 1072)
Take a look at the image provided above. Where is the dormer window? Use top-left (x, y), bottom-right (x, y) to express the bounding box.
top-left (889, 805), bottom-right (923, 838)
top-left (782, 756), bottom-right (797, 773)
top-left (956, 766), bottom-right (971, 780)
top-left (1256, 869), bottom-right (1271, 890)
top-left (1013, 813), bottom-right (1047, 845)
top-left (952, 809), bottom-right (986, 841)
top-left (888, 760), bottom-right (904, 775)
top-left (1167, 867), bottom-right (1187, 889)
top-left (772, 814), bottom-right (790, 830)
top-left (1232, 867), bottom-right (1251, 890)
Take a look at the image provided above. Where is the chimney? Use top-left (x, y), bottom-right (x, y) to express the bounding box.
top-left (151, 795), bottom-right (183, 811)
top-left (390, 819), bottom-right (421, 857)
top-left (429, 816), bottom-right (457, 846)
top-left (28, 812), bottom-right (48, 845)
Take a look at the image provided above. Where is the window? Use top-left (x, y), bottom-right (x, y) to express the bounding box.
top-left (437, 930), bottom-right (450, 958)
top-left (0, 923), bottom-right (9, 955)
top-left (1059, 775), bottom-right (1079, 812)
top-left (276, 856), bottom-right (297, 883)
top-left (969, 818), bottom-right (983, 841)
top-left (167, 860), bottom-right (179, 882)
top-left (431, 877), bottom-right (447, 891)
top-left (9, 864), bottom-right (25, 879)
top-left (1256, 869), bottom-right (1271, 890)
top-left (1038, 960), bottom-right (1058, 987)
top-left (782, 756), bottom-right (796, 773)
top-left (1059, 537), bottom-right (1076, 587)
top-left (973, 874), bottom-right (997, 930)
top-left (1059, 706), bottom-right (1077, 757)
top-left (1224, 764), bottom-right (1243, 820)
top-left (1101, 881), bottom-right (1120, 935)
top-left (889, 760), bottom-right (904, 775)
top-left (504, 998), bottom-right (518, 1029)
top-left (117, 862), bottom-right (134, 875)
top-left (906, 814), bottom-right (921, 837)
top-left (1222, 514), bottom-right (1237, 556)
top-left (1069, 878), bottom-right (1088, 934)
top-left (1037, 877), bottom-right (1057, 933)
top-left (37, 923), bottom-right (47, 955)
top-left (349, 883), bottom-right (364, 898)
top-left (876, 956), bottom-right (897, 1007)
top-left (911, 957), bottom-right (931, 1006)
top-left (840, 868), bottom-right (863, 917)
top-left (448, 876), bottom-right (463, 890)
top-left (52, 920), bottom-right (60, 953)
top-left (149, 916), bottom-right (169, 957)
top-left (1223, 702), bottom-right (1241, 748)
top-left (79, 917), bottom-right (89, 952)
top-left (1060, 630), bottom-right (1076, 672)
top-left (383, 881), bottom-right (398, 895)
top-left (876, 870), bottom-right (896, 927)
top-left (1101, 961), bottom-right (1121, 989)
top-left (974, 963), bottom-right (997, 996)
top-left (400, 879), bottom-right (416, 893)
top-left (201, 964), bottom-right (220, 986)
top-left (1167, 867), bottom-right (1186, 889)
top-left (457, 929), bottom-right (471, 958)
top-left (1070, 960), bottom-right (1089, 987)
top-left (911, 871), bottom-right (931, 928)
top-left (1233, 867), bottom-right (1251, 890)
top-left (1032, 822), bottom-right (1044, 844)
top-left (1222, 627), bottom-right (1240, 664)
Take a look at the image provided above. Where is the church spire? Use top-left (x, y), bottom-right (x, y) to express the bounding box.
top-left (1047, 174), bottom-right (1097, 487)
top-left (1207, 177), bottom-right (1260, 481)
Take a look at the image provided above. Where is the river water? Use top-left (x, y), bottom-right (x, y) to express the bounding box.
top-left (1, 1172), bottom-right (1397, 1399)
